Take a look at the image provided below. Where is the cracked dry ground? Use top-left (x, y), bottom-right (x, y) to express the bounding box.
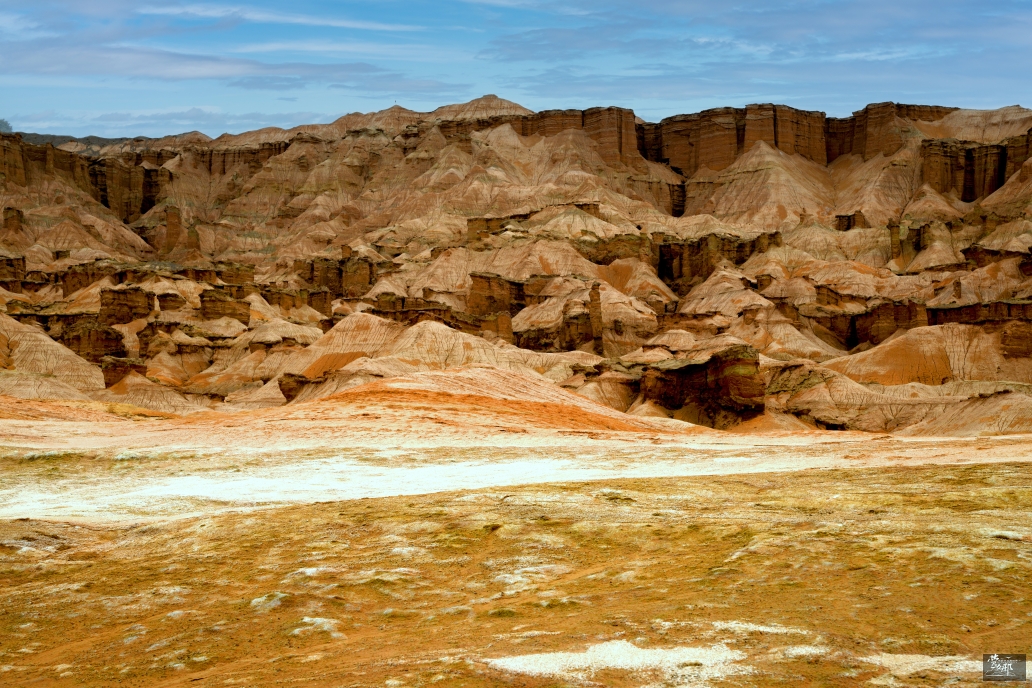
top-left (2, 462), bottom-right (1032, 687)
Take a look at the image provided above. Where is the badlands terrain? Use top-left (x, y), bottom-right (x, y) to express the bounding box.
top-left (2, 95), bottom-right (1032, 685)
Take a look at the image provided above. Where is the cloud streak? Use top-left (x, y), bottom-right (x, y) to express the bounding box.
top-left (0, 41), bottom-right (465, 94)
top-left (12, 107), bottom-right (338, 137)
top-left (136, 5), bottom-right (423, 32)
top-left (1, 0), bottom-right (1029, 136)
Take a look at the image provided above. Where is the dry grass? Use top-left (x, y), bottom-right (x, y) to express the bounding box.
top-left (2, 462), bottom-right (1031, 686)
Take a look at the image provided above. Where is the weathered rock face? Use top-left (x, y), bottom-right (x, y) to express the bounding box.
top-left (99, 287), bottom-right (153, 325)
top-left (928, 300), bottom-right (1032, 326)
top-left (638, 104), bottom-right (827, 176)
top-left (0, 134), bottom-right (173, 223)
top-left (467, 272), bottom-right (526, 317)
top-left (61, 319), bottom-right (127, 363)
top-left (2, 134), bottom-right (90, 191)
top-left (433, 106), bottom-right (643, 170)
top-left (276, 371), bottom-right (312, 403)
top-left (216, 263), bottom-right (256, 286)
top-left (162, 206), bottom-right (182, 254)
top-left (855, 299), bottom-right (929, 345)
top-left (826, 103), bottom-right (959, 162)
top-left (835, 212), bottom-right (868, 232)
top-left (3, 97), bottom-right (1032, 433)
top-left (921, 140), bottom-right (1010, 202)
top-left (200, 289), bottom-right (251, 322)
top-left (60, 261), bottom-right (120, 296)
top-left (294, 257), bottom-right (344, 296)
top-left (341, 258), bottom-right (375, 298)
top-left (100, 356), bottom-right (148, 387)
top-left (3, 207), bottom-right (25, 239)
top-left (0, 252), bottom-right (25, 281)
top-left (639, 337), bottom-right (765, 428)
top-left (1001, 321), bottom-right (1032, 357)
top-left (656, 231), bottom-right (782, 293)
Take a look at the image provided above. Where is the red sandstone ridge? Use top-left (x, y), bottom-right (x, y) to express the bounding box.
top-left (2, 96), bottom-right (1032, 435)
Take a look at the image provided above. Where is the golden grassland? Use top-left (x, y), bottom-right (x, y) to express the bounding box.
top-left (2, 461), bottom-right (1031, 686)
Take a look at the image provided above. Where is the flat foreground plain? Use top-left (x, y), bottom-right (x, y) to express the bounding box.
top-left (3, 462), bottom-right (1032, 686)
top-left (1, 397), bottom-right (1031, 686)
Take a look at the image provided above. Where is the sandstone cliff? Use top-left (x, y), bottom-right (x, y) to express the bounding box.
top-left (3, 96), bottom-right (1032, 434)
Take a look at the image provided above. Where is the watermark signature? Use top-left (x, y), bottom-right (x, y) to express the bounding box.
top-left (984, 654), bottom-right (1026, 682)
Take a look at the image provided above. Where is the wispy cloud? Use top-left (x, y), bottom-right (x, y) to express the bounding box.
top-left (0, 40), bottom-right (465, 94)
top-left (12, 107), bottom-right (337, 137)
top-left (0, 11), bottom-right (55, 38)
top-left (136, 5), bottom-right (423, 32)
top-left (2, 0), bottom-right (1031, 137)
top-left (228, 40), bottom-right (472, 62)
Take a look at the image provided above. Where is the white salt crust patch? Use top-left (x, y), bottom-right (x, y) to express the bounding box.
top-left (0, 432), bottom-right (886, 522)
top-left (249, 592), bottom-right (287, 612)
top-left (861, 653), bottom-right (982, 676)
top-left (484, 639), bottom-right (749, 687)
top-left (291, 617), bottom-right (343, 638)
top-left (781, 645), bottom-right (829, 658)
top-left (0, 455), bottom-right (739, 520)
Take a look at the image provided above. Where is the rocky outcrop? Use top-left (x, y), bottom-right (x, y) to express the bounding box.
top-left (4, 97), bottom-right (1032, 431)
top-left (921, 140), bottom-right (1010, 202)
top-left (928, 300), bottom-right (1032, 326)
top-left (467, 272), bottom-right (526, 317)
top-left (162, 206), bottom-right (183, 253)
top-left (294, 257), bottom-right (344, 295)
top-left (514, 299), bottom-right (595, 352)
top-left (638, 104), bottom-right (827, 176)
top-left (433, 107), bottom-right (643, 169)
top-left (656, 231), bottom-right (782, 294)
top-left (638, 336), bottom-right (765, 428)
top-left (854, 299), bottom-right (929, 345)
top-left (100, 356), bottom-right (148, 387)
top-left (835, 211), bottom-right (868, 232)
top-left (917, 127), bottom-right (1032, 204)
top-left (340, 258), bottom-right (374, 298)
top-left (0, 251), bottom-right (25, 282)
top-left (2, 207), bottom-right (25, 243)
top-left (200, 289), bottom-right (251, 322)
top-left (0, 312), bottom-right (105, 391)
top-left (826, 103), bottom-right (958, 162)
top-left (0, 134), bottom-right (172, 223)
top-left (60, 260), bottom-right (122, 296)
top-left (466, 203), bottom-right (603, 244)
top-left (277, 371), bottom-right (314, 403)
top-left (369, 292), bottom-right (515, 341)
top-left (1, 134), bottom-right (92, 191)
top-left (88, 157), bottom-right (168, 223)
top-left (61, 319), bottom-right (127, 363)
top-left (99, 287), bottom-right (153, 325)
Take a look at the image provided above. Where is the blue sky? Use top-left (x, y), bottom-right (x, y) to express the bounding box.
top-left (1, 0), bottom-right (1030, 137)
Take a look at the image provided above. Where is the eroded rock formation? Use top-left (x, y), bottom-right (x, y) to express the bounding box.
top-left (2, 95), bottom-right (1032, 433)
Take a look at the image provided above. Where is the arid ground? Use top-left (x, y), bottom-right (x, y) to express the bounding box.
top-left (2, 393), bottom-right (1031, 687)
top-left (4, 95), bottom-right (1032, 685)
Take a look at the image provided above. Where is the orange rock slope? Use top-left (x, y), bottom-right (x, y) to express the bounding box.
top-left (3, 95), bottom-right (1032, 434)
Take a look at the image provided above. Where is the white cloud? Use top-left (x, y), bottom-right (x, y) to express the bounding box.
top-left (228, 40), bottom-right (471, 62)
top-left (0, 11), bottom-right (54, 38)
top-left (10, 106), bottom-right (337, 137)
top-left (0, 42), bottom-right (464, 94)
top-left (136, 5), bottom-right (423, 32)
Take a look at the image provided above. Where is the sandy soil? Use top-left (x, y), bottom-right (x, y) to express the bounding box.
top-left (2, 463), bottom-right (1031, 686)
top-left (2, 394), bottom-right (1031, 686)
top-left (3, 393), bottom-right (1032, 522)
